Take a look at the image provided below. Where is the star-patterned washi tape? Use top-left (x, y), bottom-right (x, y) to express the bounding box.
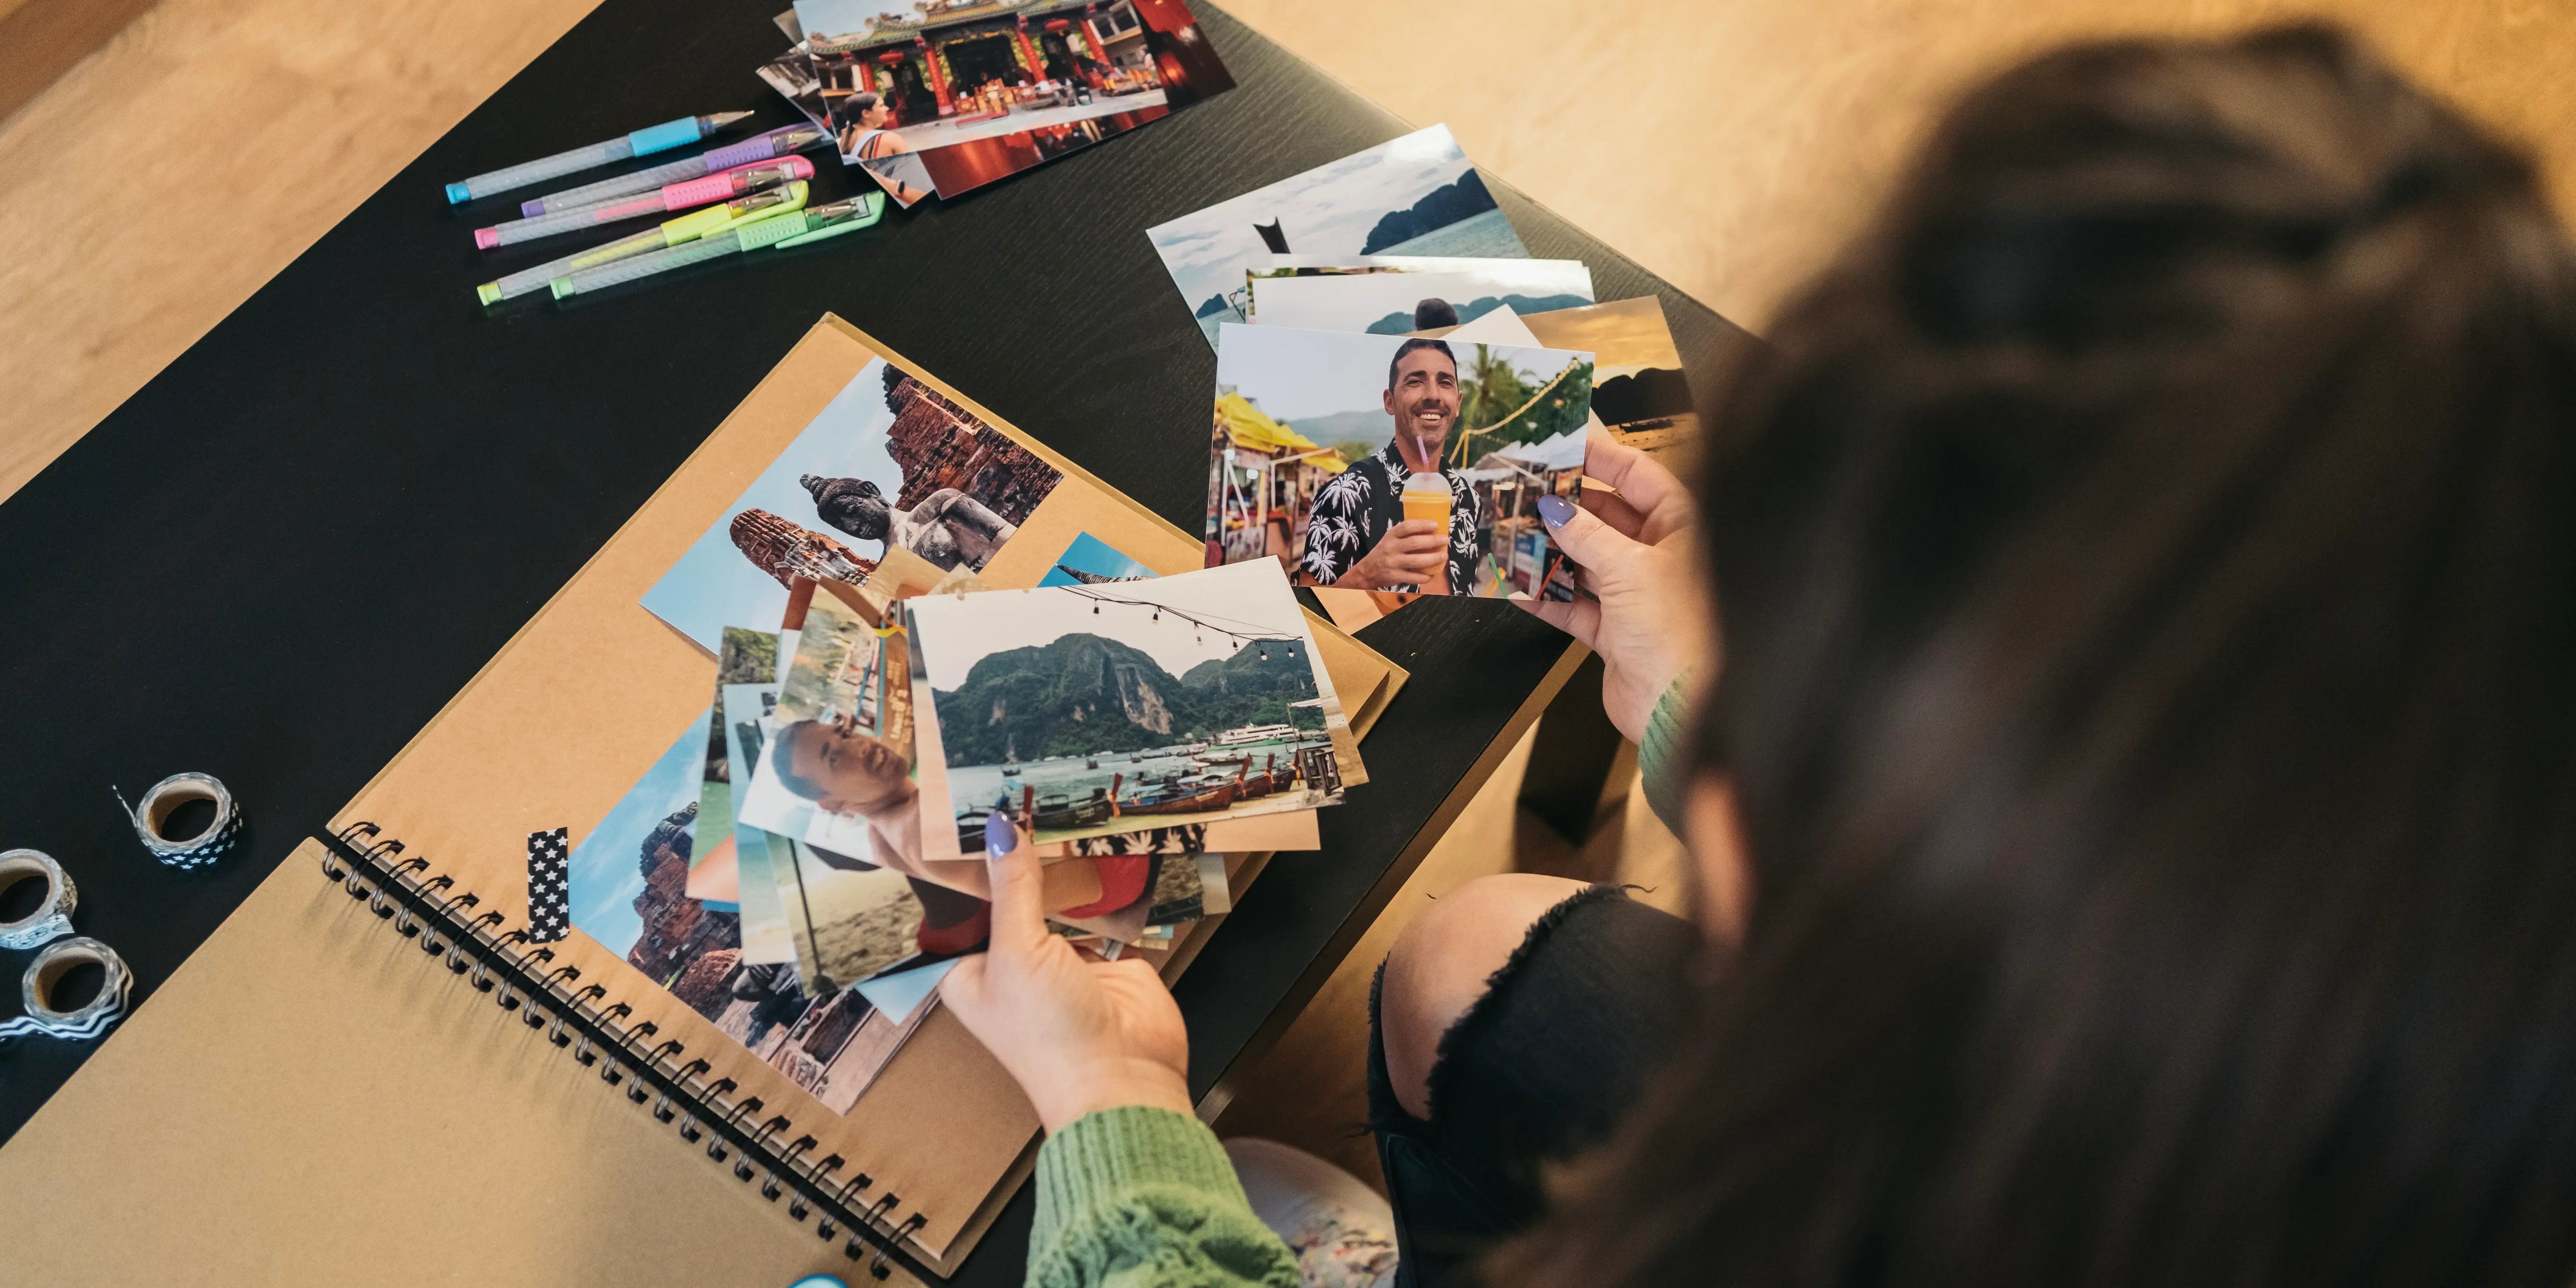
top-left (526, 827), bottom-right (570, 943)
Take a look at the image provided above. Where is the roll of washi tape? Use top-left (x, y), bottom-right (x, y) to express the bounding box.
top-left (0, 936), bottom-right (132, 1044)
top-left (112, 772), bottom-right (242, 870)
top-left (0, 849), bottom-right (76, 950)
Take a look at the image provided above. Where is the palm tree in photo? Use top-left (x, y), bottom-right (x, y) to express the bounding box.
top-left (1456, 343), bottom-right (1535, 436)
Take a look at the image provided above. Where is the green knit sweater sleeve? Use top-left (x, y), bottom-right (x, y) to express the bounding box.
top-left (1029, 1106), bottom-right (1303, 1288)
top-left (1636, 675), bottom-right (1693, 836)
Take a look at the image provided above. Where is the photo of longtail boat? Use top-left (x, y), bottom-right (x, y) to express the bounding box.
top-left (910, 562), bottom-right (1359, 844)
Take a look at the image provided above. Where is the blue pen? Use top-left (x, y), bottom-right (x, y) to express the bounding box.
top-left (444, 111), bottom-right (756, 204)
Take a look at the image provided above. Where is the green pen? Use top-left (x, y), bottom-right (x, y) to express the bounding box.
top-left (475, 182), bottom-right (812, 304)
top-left (547, 192), bottom-right (886, 298)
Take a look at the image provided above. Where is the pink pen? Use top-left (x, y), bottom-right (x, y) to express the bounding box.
top-left (473, 156), bottom-right (817, 249)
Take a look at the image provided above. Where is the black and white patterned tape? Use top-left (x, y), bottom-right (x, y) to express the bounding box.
top-left (113, 772), bottom-right (242, 870)
top-left (0, 936), bottom-right (131, 1044)
top-left (526, 827), bottom-right (571, 943)
top-left (0, 850), bottom-right (76, 951)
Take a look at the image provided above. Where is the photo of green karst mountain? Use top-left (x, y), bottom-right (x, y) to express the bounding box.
top-left (933, 633), bottom-right (1324, 767)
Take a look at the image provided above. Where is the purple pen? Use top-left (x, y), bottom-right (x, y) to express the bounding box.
top-left (518, 123), bottom-right (831, 217)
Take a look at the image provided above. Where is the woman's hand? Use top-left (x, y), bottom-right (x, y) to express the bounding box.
top-left (940, 813), bottom-right (1194, 1133)
top-left (1522, 427), bottom-right (1710, 742)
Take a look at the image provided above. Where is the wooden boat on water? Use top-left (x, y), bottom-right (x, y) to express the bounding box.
top-left (1203, 752), bottom-right (1286, 802)
top-left (1108, 771), bottom-right (1238, 817)
top-left (1034, 790), bottom-right (1114, 830)
top-left (1122, 782), bottom-right (1238, 816)
top-left (960, 788), bottom-right (1116, 847)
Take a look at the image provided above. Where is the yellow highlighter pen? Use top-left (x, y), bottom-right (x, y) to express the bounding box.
top-left (474, 182), bottom-right (811, 305)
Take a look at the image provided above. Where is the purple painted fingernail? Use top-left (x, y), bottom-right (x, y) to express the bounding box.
top-left (1536, 494), bottom-right (1575, 528)
top-left (984, 811), bottom-right (1017, 857)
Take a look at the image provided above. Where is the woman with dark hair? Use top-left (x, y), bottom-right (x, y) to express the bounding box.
top-left (836, 91), bottom-right (934, 207)
top-left (943, 24), bottom-right (2576, 1288)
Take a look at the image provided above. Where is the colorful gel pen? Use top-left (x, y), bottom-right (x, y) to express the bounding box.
top-left (475, 182), bottom-right (810, 304)
top-left (548, 192), bottom-right (886, 298)
top-left (475, 157), bottom-right (816, 248)
top-left (519, 123), bottom-right (829, 217)
top-left (443, 111), bottom-right (755, 204)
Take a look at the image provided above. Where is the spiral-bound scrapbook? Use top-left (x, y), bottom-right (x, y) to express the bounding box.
top-left (314, 820), bottom-right (942, 1279)
top-left (0, 318), bottom-right (1402, 1286)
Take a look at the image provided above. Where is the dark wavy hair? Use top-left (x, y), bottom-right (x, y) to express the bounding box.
top-left (1389, 337), bottom-right (1458, 390)
top-left (1504, 24), bottom-right (2576, 1287)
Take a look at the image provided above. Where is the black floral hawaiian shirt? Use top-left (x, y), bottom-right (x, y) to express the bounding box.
top-left (1300, 443), bottom-right (1482, 594)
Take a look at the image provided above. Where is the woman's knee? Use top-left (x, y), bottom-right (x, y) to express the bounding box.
top-left (1379, 873), bottom-right (1591, 1121)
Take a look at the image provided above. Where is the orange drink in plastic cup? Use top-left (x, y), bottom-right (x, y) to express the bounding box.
top-left (1401, 474), bottom-right (1452, 595)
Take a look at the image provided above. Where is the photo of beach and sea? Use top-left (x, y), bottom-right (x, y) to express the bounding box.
top-left (1148, 124), bottom-right (1532, 348)
top-left (908, 561), bottom-right (1356, 846)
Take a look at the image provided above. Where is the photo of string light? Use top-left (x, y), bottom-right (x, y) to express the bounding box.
top-left (1059, 583), bottom-right (1303, 658)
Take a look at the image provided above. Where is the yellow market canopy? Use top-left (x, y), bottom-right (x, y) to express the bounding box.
top-left (1215, 393), bottom-right (1347, 473)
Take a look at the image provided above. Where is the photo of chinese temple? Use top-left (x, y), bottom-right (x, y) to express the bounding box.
top-left (810, 0), bottom-right (1233, 168)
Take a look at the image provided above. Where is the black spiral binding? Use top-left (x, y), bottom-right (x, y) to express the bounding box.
top-left (318, 822), bottom-right (934, 1282)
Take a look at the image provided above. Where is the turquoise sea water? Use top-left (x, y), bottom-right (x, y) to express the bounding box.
top-left (947, 734), bottom-right (1326, 823)
top-left (1195, 207), bottom-right (1534, 347)
top-left (1375, 207), bottom-right (1531, 259)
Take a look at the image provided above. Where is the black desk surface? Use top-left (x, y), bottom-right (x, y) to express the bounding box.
top-left (0, 0), bottom-right (1749, 1279)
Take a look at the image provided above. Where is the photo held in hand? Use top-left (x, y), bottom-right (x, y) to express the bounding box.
top-left (909, 559), bottom-right (1363, 849)
top-left (1209, 325), bottom-right (1594, 601)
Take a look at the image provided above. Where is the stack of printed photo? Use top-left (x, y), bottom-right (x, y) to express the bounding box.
top-left (560, 344), bottom-right (1368, 1116)
top-left (533, 111), bottom-right (1717, 1120)
top-left (1145, 124), bottom-right (1704, 623)
top-left (759, 0), bottom-right (1237, 208)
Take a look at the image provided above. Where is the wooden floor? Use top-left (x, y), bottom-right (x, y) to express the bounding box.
top-left (3, 0), bottom-right (2571, 1195)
